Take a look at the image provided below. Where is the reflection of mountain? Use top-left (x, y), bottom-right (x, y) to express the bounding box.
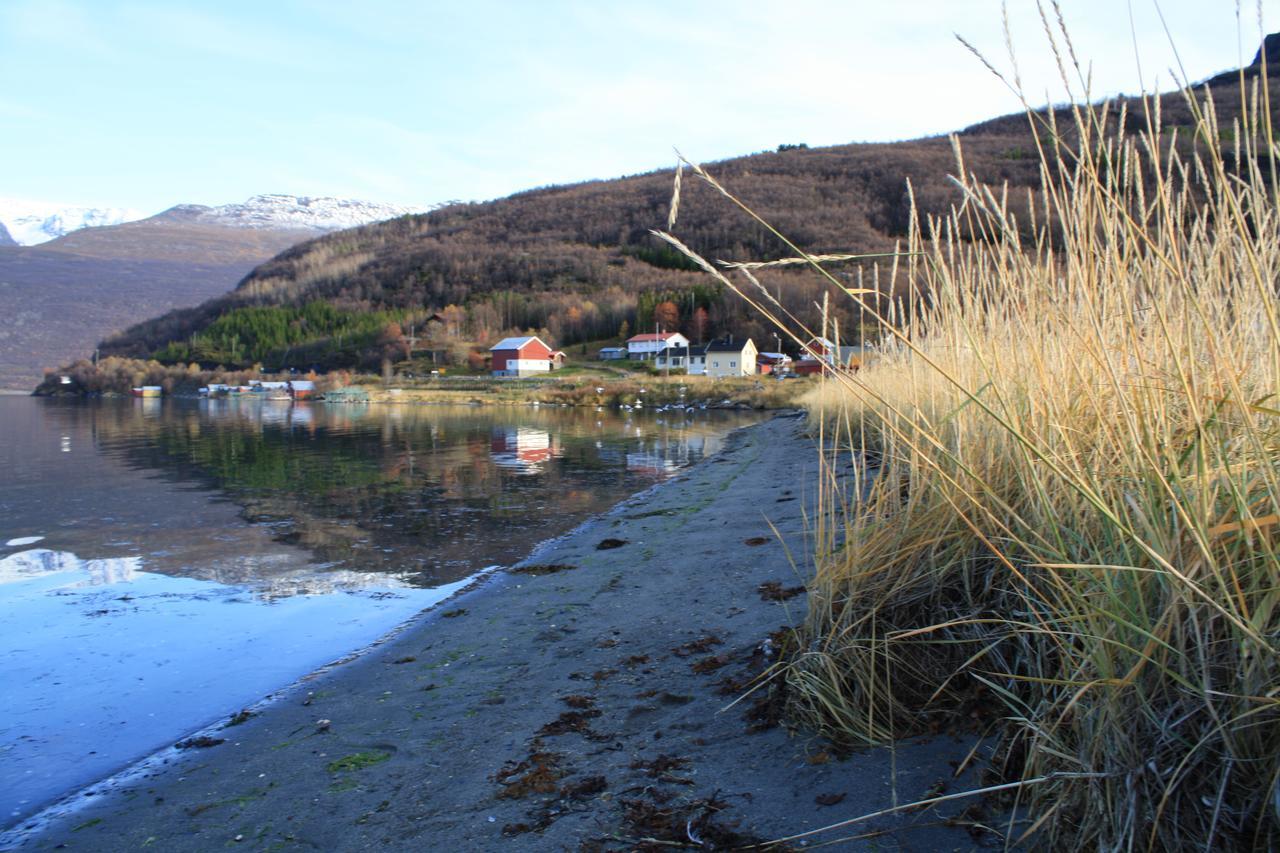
top-left (0, 549), bottom-right (138, 586)
top-left (490, 427), bottom-right (560, 474)
top-left (26, 400), bottom-right (765, 590)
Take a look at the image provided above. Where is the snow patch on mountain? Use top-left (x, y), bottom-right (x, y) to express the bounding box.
top-left (158, 194), bottom-right (425, 232)
top-left (0, 199), bottom-right (144, 246)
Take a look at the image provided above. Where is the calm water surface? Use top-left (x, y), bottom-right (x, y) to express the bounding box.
top-left (0, 395), bottom-right (764, 826)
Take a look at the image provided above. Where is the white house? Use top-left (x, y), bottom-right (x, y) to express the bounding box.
top-left (654, 344), bottom-right (708, 375)
top-left (704, 337), bottom-right (757, 378)
top-left (625, 331), bottom-right (690, 360)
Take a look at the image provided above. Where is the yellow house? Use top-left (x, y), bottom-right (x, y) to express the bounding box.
top-left (703, 337), bottom-right (757, 378)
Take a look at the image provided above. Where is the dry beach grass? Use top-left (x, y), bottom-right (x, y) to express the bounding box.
top-left (656, 10), bottom-right (1280, 849)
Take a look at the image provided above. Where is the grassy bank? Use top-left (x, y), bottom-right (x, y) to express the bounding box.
top-left (358, 373), bottom-right (808, 409)
top-left (658, 39), bottom-right (1280, 853)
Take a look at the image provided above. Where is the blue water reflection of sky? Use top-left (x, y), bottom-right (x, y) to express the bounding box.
top-left (0, 547), bottom-right (469, 826)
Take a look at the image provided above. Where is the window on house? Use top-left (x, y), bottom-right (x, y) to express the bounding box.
top-left (729, 361), bottom-right (736, 368)
top-left (713, 361), bottom-right (719, 368)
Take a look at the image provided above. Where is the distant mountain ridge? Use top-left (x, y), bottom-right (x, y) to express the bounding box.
top-left (152, 194), bottom-right (426, 232)
top-left (0, 194), bottom-right (425, 247)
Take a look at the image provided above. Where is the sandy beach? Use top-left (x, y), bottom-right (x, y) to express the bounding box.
top-left (6, 414), bottom-right (979, 851)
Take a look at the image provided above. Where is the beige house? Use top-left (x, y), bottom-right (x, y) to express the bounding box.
top-left (703, 337), bottom-right (757, 378)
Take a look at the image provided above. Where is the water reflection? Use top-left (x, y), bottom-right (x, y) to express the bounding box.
top-left (0, 549), bottom-right (138, 586)
top-left (2, 399), bottom-right (765, 597)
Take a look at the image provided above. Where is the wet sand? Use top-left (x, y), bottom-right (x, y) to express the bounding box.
top-left (5, 414), bottom-right (979, 851)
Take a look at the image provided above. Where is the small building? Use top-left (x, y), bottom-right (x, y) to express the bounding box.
top-left (654, 344), bottom-right (708, 375)
top-left (489, 336), bottom-right (558, 377)
top-left (757, 352), bottom-right (792, 375)
top-left (704, 337), bottom-right (758, 378)
top-left (289, 380), bottom-right (315, 400)
top-left (626, 331), bottom-right (690, 361)
top-left (794, 337), bottom-right (873, 375)
top-left (597, 347), bottom-right (627, 361)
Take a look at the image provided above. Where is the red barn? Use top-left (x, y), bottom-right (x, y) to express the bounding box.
top-left (489, 336), bottom-right (558, 376)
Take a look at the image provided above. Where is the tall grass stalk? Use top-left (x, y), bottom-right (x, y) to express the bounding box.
top-left (657, 23), bottom-right (1280, 850)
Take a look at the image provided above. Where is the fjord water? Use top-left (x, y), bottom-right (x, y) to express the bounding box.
top-left (0, 395), bottom-right (763, 827)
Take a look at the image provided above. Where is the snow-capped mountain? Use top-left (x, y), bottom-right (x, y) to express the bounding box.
top-left (0, 194), bottom-right (424, 247)
top-left (0, 199), bottom-right (144, 246)
top-left (155, 194), bottom-right (424, 232)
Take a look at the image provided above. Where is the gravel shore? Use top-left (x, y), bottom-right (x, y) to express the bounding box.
top-left (6, 413), bottom-right (979, 851)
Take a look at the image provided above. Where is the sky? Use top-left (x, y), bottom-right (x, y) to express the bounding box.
top-left (0, 0), bottom-right (1275, 215)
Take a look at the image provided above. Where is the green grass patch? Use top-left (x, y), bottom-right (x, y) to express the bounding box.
top-left (326, 751), bottom-right (392, 773)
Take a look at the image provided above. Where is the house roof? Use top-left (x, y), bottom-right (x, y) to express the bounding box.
top-left (758, 352), bottom-right (791, 361)
top-left (598, 346), bottom-right (626, 352)
top-left (657, 345), bottom-right (707, 358)
top-left (489, 336), bottom-right (549, 352)
top-left (705, 337), bottom-right (754, 353)
top-left (799, 343), bottom-right (873, 363)
top-left (627, 332), bottom-right (684, 343)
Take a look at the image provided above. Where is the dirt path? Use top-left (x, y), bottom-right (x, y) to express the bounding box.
top-left (7, 414), bottom-right (980, 851)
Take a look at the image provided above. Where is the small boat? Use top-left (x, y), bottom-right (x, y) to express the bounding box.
top-left (266, 391), bottom-right (292, 402)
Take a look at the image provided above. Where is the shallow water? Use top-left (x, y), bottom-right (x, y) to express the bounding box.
top-left (0, 395), bottom-right (764, 826)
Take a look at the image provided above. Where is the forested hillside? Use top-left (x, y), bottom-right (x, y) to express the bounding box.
top-left (98, 57), bottom-right (1277, 373)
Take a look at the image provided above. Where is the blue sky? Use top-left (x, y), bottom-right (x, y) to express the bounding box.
top-left (0, 0), bottom-right (1271, 213)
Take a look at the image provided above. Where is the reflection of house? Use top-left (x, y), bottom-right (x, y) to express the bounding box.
top-left (490, 336), bottom-right (560, 376)
top-left (794, 337), bottom-right (873, 374)
top-left (757, 352), bottom-right (792, 375)
top-left (704, 337), bottom-right (757, 378)
top-left (626, 331), bottom-right (689, 361)
top-left (654, 344), bottom-right (708, 375)
top-left (490, 427), bottom-right (559, 473)
top-left (626, 451), bottom-right (680, 477)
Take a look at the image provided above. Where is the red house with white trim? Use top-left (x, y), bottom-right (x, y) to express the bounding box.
top-left (489, 336), bottom-right (559, 376)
